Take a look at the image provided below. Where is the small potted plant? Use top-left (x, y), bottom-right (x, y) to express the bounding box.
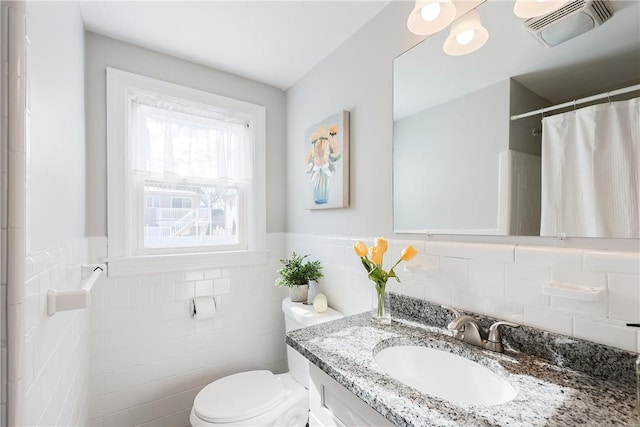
top-left (276, 252), bottom-right (323, 302)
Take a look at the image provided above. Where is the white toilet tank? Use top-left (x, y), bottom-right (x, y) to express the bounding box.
top-left (281, 298), bottom-right (343, 388)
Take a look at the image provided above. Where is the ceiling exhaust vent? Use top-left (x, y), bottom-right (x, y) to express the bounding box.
top-left (524, 0), bottom-right (613, 47)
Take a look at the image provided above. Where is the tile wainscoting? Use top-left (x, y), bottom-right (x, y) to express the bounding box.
top-left (285, 233), bottom-right (640, 353)
top-left (24, 232), bottom-right (629, 427)
top-left (23, 239), bottom-right (90, 426)
top-left (87, 233), bottom-right (289, 427)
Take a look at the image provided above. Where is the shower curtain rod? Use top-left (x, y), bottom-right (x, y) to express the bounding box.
top-left (510, 83), bottom-right (640, 121)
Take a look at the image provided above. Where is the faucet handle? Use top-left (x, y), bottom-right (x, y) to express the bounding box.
top-left (441, 306), bottom-right (465, 340)
top-left (488, 320), bottom-right (520, 340)
top-left (485, 321), bottom-right (520, 352)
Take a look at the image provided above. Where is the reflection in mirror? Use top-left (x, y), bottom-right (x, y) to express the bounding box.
top-left (393, 0), bottom-right (640, 238)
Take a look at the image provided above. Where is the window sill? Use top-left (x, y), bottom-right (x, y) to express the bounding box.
top-left (104, 250), bottom-right (269, 277)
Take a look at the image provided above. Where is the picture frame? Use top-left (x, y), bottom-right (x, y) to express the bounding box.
top-left (304, 110), bottom-right (350, 209)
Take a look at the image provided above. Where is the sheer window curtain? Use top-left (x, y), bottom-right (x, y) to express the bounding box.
top-left (540, 97), bottom-right (639, 238)
top-left (132, 100), bottom-right (252, 186)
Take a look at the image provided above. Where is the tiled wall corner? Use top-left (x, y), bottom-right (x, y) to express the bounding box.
top-left (287, 234), bottom-right (640, 353)
top-left (24, 239), bottom-right (89, 426)
top-left (87, 233), bottom-right (289, 427)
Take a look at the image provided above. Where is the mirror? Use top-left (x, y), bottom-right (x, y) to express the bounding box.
top-left (393, 0), bottom-right (640, 237)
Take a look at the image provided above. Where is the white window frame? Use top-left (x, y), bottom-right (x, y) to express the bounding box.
top-left (105, 68), bottom-right (267, 276)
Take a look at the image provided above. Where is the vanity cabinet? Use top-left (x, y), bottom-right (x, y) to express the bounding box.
top-left (308, 363), bottom-right (393, 427)
top-left (289, 308), bottom-right (637, 427)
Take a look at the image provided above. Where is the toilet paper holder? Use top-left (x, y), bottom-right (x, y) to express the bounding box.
top-left (190, 296), bottom-right (216, 319)
top-left (47, 264), bottom-right (106, 316)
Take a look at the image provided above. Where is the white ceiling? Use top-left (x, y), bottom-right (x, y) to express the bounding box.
top-left (80, 0), bottom-right (639, 106)
top-left (79, 0), bottom-right (392, 90)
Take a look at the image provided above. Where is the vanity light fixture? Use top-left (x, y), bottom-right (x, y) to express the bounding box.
top-left (443, 9), bottom-right (489, 56)
top-left (407, 0), bottom-right (457, 36)
top-left (407, 0), bottom-right (573, 55)
top-left (513, 0), bottom-right (570, 18)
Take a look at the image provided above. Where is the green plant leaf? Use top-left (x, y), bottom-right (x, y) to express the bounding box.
top-left (368, 269), bottom-right (385, 283)
top-left (275, 251), bottom-right (324, 287)
top-left (361, 258), bottom-right (374, 273)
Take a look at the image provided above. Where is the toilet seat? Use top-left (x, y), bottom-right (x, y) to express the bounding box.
top-left (193, 370), bottom-right (286, 424)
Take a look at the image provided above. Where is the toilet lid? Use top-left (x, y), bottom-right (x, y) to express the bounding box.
top-left (194, 370), bottom-right (286, 423)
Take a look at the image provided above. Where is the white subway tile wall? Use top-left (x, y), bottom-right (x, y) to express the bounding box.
top-left (608, 274), bottom-right (640, 323)
top-left (19, 233), bottom-right (633, 426)
top-left (287, 234), bottom-right (640, 353)
top-left (87, 233), bottom-right (289, 427)
top-left (584, 251), bottom-right (640, 275)
top-left (24, 240), bottom-right (89, 426)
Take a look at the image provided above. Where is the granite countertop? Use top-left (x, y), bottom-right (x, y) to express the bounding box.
top-left (286, 308), bottom-right (637, 427)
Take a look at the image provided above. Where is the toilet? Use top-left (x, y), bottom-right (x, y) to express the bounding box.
top-left (189, 297), bottom-right (343, 426)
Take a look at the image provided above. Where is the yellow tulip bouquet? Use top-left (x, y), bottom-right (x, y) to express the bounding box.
top-left (353, 237), bottom-right (417, 324)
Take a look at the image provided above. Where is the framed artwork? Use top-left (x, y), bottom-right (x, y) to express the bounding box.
top-left (304, 110), bottom-right (350, 209)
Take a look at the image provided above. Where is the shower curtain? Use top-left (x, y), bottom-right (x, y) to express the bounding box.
top-left (540, 97), bottom-right (639, 238)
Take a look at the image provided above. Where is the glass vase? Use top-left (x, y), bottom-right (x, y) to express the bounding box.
top-left (312, 169), bottom-right (329, 205)
top-left (372, 280), bottom-right (391, 325)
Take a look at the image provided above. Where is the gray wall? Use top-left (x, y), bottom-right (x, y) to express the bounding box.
top-left (285, 1), bottom-right (422, 237)
top-left (84, 32), bottom-right (287, 237)
top-left (285, 0), bottom-right (637, 251)
top-left (24, 2), bottom-right (91, 425)
top-left (394, 80), bottom-right (510, 232)
top-left (283, 0), bottom-right (639, 358)
top-left (29, 1), bottom-right (86, 253)
top-left (509, 79), bottom-right (549, 156)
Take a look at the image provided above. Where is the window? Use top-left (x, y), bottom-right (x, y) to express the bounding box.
top-left (170, 198), bottom-right (192, 209)
top-left (106, 68), bottom-right (267, 276)
top-left (146, 196), bottom-right (160, 208)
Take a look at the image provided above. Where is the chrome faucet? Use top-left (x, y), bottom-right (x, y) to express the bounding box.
top-left (442, 306), bottom-right (519, 353)
top-left (447, 315), bottom-right (487, 347)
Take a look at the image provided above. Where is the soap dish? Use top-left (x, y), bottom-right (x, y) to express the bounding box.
top-left (542, 282), bottom-right (606, 302)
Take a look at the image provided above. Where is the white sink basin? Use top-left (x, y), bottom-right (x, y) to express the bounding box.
top-left (374, 345), bottom-right (517, 406)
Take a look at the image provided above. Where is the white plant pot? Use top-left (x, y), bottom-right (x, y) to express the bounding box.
top-left (290, 284), bottom-right (309, 302)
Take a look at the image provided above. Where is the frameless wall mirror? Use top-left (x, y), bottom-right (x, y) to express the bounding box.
top-left (393, 0), bottom-right (640, 238)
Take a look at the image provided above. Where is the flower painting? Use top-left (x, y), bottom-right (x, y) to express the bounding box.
top-left (304, 111), bottom-right (349, 209)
